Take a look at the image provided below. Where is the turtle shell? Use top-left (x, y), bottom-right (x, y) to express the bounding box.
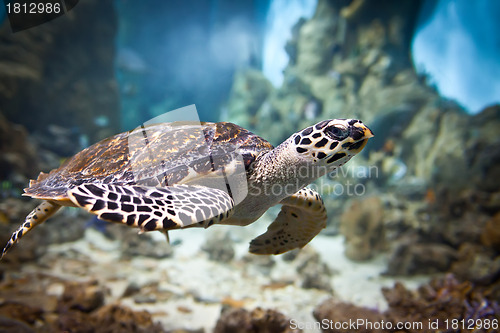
top-left (25, 122), bottom-right (273, 202)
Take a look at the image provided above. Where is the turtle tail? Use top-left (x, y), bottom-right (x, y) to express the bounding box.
top-left (1, 201), bottom-right (61, 260)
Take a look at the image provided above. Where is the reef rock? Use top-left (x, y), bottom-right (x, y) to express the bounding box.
top-left (225, 0), bottom-right (500, 206)
top-left (315, 274), bottom-right (500, 333)
top-left (59, 280), bottom-right (106, 313)
top-left (0, 0), bottom-right (120, 143)
top-left (385, 238), bottom-right (457, 276)
top-left (313, 299), bottom-right (385, 333)
top-left (227, 69), bottom-right (274, 130)
top-left (119, 227), bottom-right (173, 259)
top-left (481, 212), bottom-right (500, 252)
top-left (340, 196), bottom-right (386, 261)
top-left (0, 302), bottom-right (44, 328)
top-left (382, 275), bottom-right (500, 332)
top-left (201, 231), bottom-right (235, 263)
top-left (0, 275), bottom-right (166, 332)
top-left (295, 247), bottom-right (333, 292)
top-left (214, 307), bottom-right (301, 333)
top-left (0, 316), bottom-right (36, 333)
top-left (0, 208), bottom-right (47, 263)
top-left (467, 105), bottom-right (500, 192)
top-left (400, 105), bottom-right (470, 190)
top-left (0, 198), bottom-right (88, 263)
top-left (451, 243), bottom-right (500, 286)
top-left (0, 113), bottom-right (39, 185)
top-left (89, 304), bottom-right (165, 333)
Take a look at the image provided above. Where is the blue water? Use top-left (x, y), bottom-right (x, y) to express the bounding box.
top-left (115, 0), bottom-right (499, 129)
top-left (412, 0), bottom-right (500, 114)
top-left (262, 0), bottom-right (316, 87)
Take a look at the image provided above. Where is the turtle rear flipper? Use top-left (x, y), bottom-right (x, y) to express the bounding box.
top-left (68, 183), bottom-right (234, 233)
top-left (249, 188), bottom-right (327, 255)
top-left (1, 201), bottom-right (61, 260)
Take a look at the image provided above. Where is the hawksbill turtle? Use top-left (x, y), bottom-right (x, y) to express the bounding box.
top-left (1, 119), bottom-right (373, 258)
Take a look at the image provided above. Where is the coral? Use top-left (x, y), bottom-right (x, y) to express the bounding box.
top-left (340, 196), bottom-right (386, 261)
top-left (313, 299), bottom-right (385, 333)
top-left (383, 185), bottom-right (499, 277)
top-left (214, 307), bottom-right (300, 333)
top-left (383, 274), bottom-right (500, 333)
top-left (451, 243), bottom-right (500, 285)
top-left (385, 238), bottom-right (457, 275)
top-left (481, 212), bottom-right (500, 252)
top-left (0, 276), bottom-right (167, 332)
top-left (314, 275), bottom-right (500, 333)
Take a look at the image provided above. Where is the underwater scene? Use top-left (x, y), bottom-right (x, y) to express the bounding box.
top-left (0, 0), bottom-right (499, 332)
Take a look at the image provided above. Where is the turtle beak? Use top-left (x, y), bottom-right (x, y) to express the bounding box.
top-left (355, 122), bottom-right (374, 139)
top-left (347, 122), bottom-right (374, 153)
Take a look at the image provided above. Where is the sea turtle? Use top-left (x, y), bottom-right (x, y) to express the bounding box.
top-left (1, 119), bottom-right (373, 258)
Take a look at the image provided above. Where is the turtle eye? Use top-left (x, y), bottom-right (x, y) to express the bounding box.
top-left (325, 125), bottom-right (348, 141)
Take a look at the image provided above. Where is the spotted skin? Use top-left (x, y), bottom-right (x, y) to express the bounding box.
top-left (68, 183), bottom-right (234, 231)
top-left (291, 119), bottom-right (373, 166)
top-left (1, 201), bottom-right (61, 260)
top-left (249, 188), bottom-right (326, 255)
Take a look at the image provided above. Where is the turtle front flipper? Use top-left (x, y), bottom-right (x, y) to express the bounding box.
top-left (249, 188), bottom-right (327, 255)
top-left (67, 184), bottom-right (234, 233)
top-left (1, 201), bottom-right (61, 260)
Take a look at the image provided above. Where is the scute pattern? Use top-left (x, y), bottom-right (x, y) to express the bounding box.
top-left (68, 183), bottom-right (234, 231)
top-left (25, 122), bottom-right (273, 200)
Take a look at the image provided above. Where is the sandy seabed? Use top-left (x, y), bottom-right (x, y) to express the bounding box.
top-left (3, 218), bottom-right (429, 333)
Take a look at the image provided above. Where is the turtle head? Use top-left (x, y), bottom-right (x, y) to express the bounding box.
top-left (292, 119), bottom-right (374, 170)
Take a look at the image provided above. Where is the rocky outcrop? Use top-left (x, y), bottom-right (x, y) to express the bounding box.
top-left (0, 277), bottom-right (167, 332)
top-left (226, 0), bottom-right (500, 195)
top-left (340, 196), bottom-right (386, 261)
top-left (295, 247), bottom-right (333, 292)
top-left (0, 113), bottom-right (39, 186)
top-left (385, 240), bottom-right (458, 276)
top-left (314, 274), bottom-right (500, 333)
top-left (313, 299), bottom-right (385, 333)
top-left (226, 0), bottom-right (500, 285)
top-left (0, 0), bottom-right (119, 144)
top-left (214, 307), bottom-right (301, 333)
top-left (201, 231), bottom-right (235, 262)
top-left (227, 69), bottom-right (274, 130)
